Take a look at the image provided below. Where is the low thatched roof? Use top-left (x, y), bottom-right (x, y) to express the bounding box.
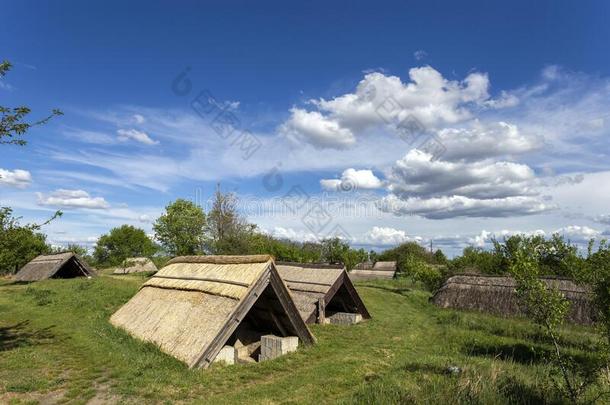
top-left (13, 252), bottom-right (94, 282)
top-left (374, 261), bottom-right (397, 271)
top-left (113, 257), bottom-right (158, 274)
top-left (353, 262), bottom-right (374, 270)
top-left (110, 255), bottom-right (315, 368)
top-left (349, 261), bottom-right (396, 281)
top-left (431, 274), bottom-right (594, 325)
top-left (276, 262), bottom-right (370, 324)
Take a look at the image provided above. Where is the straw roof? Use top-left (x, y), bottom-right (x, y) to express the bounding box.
top-left (431, 274), bottom-right (594, 325)
top-left (13, 252), bottom-right (94, 282)
top-left (354, 262), bottom-right (374, 270)
top-left (374, 261), bottom-right (397, 271)
top-left (110, 255), bottom-right (315, 368)
top-left (349, 261), bottom-right (396, 281)
top-left (113, 257), bottom-right (158, 274)
top-left (276, 262), bottom-right (370, 324)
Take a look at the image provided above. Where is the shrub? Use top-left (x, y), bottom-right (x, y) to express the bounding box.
top-left (401, 256), bottom-right (443, 292)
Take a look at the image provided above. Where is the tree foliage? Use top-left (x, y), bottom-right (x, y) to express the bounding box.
top-left (0, 60), bottom-right (63, 274)
top-left (0, 60), bottom-right (63, 146)
top-left (449, 234), bottom-right (584, 277)
top-left (206, 188), bottom-right (256, 255)
top-left (153, 199), bottom-right (207, 256)
top-left (0, 207), bottom-right (50, 274)
top-left (510, 238), bottom-right (607, 403)
top-left (94, 225), bottom-right (156, 266)
top-left (319, 237), bottom-right (367, 270)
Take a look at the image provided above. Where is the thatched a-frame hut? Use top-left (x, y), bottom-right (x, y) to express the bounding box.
top-left (349, 261), bottom-right (396, 281)
top-left (13, 252), bottom-right (94, 282)
top-left (110, 255), bottom-right (316, 368)
top-left (113, 257), bottom-right (158, 274)
top-left (431, 274), bottom-right (594, 325)
top-left (275, 262), bottom-right (371, 324)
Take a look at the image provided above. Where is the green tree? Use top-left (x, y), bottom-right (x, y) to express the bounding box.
top-left (63, 243), bottom-right (88, 257)
top-left (207, 188), bottom-right (255, 254)
top-left (320, 237), bottom-right (350, 264)
top-left (432, 249), bottom-right (447, 265)
top-left (341, 248), bottom-right (368, 271)
top-left (449, 246), bottom-right (502, 275)
top-left (378, 241), bottom-right (434, 274)
top-left (94, 225), bottom-right (156, 266)
top-left (1, 60), bottom-right (63, 146)
top-left (510, 240), bottom-right (602, 403)
top-left (153, 199), bottom-right (207, 256)
top-left (0, 207), bottom-right (51, 274)
top-left (320, 238), bottom-right (366, 270)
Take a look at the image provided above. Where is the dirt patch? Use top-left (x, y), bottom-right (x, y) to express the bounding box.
top-left (0, 389), bottom-right (66, 405)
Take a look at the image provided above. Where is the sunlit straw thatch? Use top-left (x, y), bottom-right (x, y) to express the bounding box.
top-left (276, 262), bottom-right (370, 324)
top-left (110, 255), bottom-right (315, 368)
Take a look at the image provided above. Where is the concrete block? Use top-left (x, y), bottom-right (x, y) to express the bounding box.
top-left (213, 345), bottom-right (236, 365)
top-left (258, 335), bottom-right (299, 361)
top-left (327, 312), bottom-right (363, 325)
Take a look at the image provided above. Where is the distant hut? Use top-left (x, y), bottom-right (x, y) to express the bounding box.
top-left (275, 262), bottom-right (371, 324)
top-left (113, 257), bottom-right (158, 274)
top-left (110, 255), bottom-right (315, 368)
top-left (349, 261), bottom-right (397, 281)
top-left (431, 274), bottom-right (594, 325)
top-left (13, 252), bottom-right (94, 282)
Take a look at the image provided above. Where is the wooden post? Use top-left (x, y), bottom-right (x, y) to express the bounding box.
top-left (317, 298), bottom-right (326, 324)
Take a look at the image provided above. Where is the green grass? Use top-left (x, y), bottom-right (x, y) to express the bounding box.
top-left (0, 276), bottom-right (603, 404)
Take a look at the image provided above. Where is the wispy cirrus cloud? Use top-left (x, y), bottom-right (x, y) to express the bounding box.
top-left (117, 128), bottom-right (159, 145)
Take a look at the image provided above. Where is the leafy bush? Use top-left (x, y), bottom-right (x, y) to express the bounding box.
top-left (400, 255), bottom-right (443, 292)
top-left (510, 238), bottom-right (608, 403)
top-left (0, 207), bottom-right (51, 275)
top-left (94, 225), bottom-right (156, 267)
top-left (379, 242), bottom-right (431, 266)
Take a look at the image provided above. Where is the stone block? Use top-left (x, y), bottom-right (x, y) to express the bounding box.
top-left (258, 335), bottom-right (299, 361)
top-left (327, 312), bottom-right (363, 325)
top-left (213, 345), bottom-right (236, 365)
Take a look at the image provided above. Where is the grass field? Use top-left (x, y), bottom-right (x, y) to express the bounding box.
top-left (0, 274), bottom-right (602, 404)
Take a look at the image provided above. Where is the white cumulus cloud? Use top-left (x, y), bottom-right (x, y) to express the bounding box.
top-left (280, 108), bottom-right (355, 149)
top-left (361, 226), bottom-right (422, 246)
top-left (266, 227), bottom-right (318, 243)
top-left (0, 168), bottom-right (32, 188)
top-left (36, 189), bottom-right (110, 210)
top-left (377, 194), bottom-right (551, 219)
top-left (320, 168), bottom-right (384, 191)
top-left (386, 149), bottom-right (537, 200)
top-left (280, 66), bottom-right (502, 149)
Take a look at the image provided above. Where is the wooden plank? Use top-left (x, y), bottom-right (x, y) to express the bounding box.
top-left (341, 272), bottom-right (372, 319)
top-left (276, 261), bottom-right (344, 270)
top-left (316, 298), bottom-right (325, 324)
top-left (269, 266), bottom-right (316, 346)
top-left (168, 255), bottom-right (272, 265)
top-left (150, 274), bottom-right (250, 288)
top-left (323, 273), bottom-right (346, 306)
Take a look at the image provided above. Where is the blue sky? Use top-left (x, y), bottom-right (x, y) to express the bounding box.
top-left (2, 1), bottom-right (610, 255)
